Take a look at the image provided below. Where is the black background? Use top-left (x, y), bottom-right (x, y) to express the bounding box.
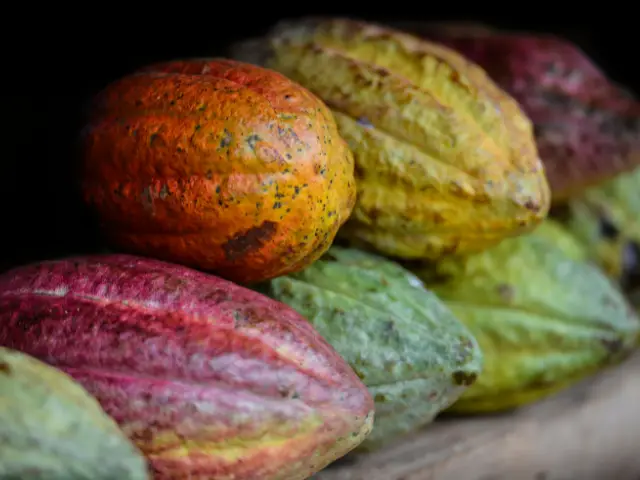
top-left (4, 8), bottom-right (638, 272)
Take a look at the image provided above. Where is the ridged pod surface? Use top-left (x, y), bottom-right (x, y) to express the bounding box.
top-left (0, 347), bottom-right (149, 480)
top-left (412, 231), bottom-right (640, 412)
top-left (397, 22), bottom-right (640, 203)
top-left (79, 59), bottom-right (356, 284)
top-left (257, 246), bottom-right (482, 450)
top-left (231, 18), bottom-right (550, 260)
top-left (0, 255), bottom-right (374, 479)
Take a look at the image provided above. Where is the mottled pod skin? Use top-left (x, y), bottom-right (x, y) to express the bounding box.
top-left (0, 255), bottom-right (374, 479)
top-left (79, 59), bottom-right (356, 285)
top-left (412, 230), bottom-right (640, 413)
top-left (0, 347), bottom-right (149, 480)
top-left (551, 165), bottom-right (640, 294)
top-left (258, 247), bottom-right (482, 451)
top-left (396, 22), bottom-right (640, 203)
top-left (231, 18), bottom-right (551, 260)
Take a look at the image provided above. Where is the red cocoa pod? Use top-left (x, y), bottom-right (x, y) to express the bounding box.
top-left (392, 22), bottom-right (640, 204)
top-left (0, 254), bottom-right (374, 480)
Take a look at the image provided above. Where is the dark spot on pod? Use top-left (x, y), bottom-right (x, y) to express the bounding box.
top-left (202, 289), bottom-right (231, 304)
top-left (246, 134), bottom-right (261, 151)
top-left (222, 221), bottom-right (277, 261)
top-left (374, 393), bottom-right (387, 402)
top-left (149, 133), bottom-right (163, 146)
top-left (440, 241), bottom-right (460, 255)
top-left (373, 66), bottom-right (390, 77)
top-left (601, 337), bottom-right (625, 357)
top-left (452, 370), bottom-right (478, 386)
top-left (523, 199), bottom-right (540, 212)
top-left (0, 361), bottom-right (11, 375)
top-left (219, 129), bottom-right (232, 148)
top-left (367, 208), bottom-right (381, 221)
top-left (233, 307), bottom-right (265, 328)
top-left (356, 117), bottom-right (373, 128)
top-left (620, 242), bottom-right (640, 291)
top-left (496, 284), bottom-right (515, 302)
top-left (598, 217), bottom-right (619, 239)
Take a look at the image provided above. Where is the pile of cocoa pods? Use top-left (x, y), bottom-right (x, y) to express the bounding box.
top-left (1, 18), bottom-right (639, 480)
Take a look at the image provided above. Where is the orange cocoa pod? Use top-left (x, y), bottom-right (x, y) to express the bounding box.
top-left (79, 59), bottom-right (356, 284)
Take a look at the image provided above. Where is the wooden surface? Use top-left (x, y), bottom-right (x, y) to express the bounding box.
top-left (315, 352), bottom-right (640, 480)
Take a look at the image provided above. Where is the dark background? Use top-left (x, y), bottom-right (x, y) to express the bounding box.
top-left (4, 9), bottom-right (638, 272)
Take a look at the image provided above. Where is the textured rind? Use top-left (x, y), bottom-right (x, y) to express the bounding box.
top-left (230, 18), bottom-right (551, 260)
top-left (411, 231), bottom-right (640, 412)
top-left (258, 246), bottom-right (482, 450)
top-left (0, 347), bottom-right (149, 480)
top-left (397, 22), bottom-right (640, 203)
top-left (0, 255), bottom-right (374, 479)
top-left (552, 166), bottom-right (640, 288)
top-left (79, 58), bottom-right (356, 285)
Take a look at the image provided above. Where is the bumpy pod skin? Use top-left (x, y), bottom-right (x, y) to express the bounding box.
top-left (552, 166), bottom-right (640, 291)
top-left (0, 347), bottom-right (149, 480)
top-left (231, 18), bottom-right (551, 260)
top-left (412, 231), bottom-right (640, 413)
top-left (399, 22), bottom-right (640, 203)
top-left (0, 255), bottom-right (374, 480)
top-left (79, 59), bottom-right (356, 285)
top-left (257, 246), bottom-right (482, 450)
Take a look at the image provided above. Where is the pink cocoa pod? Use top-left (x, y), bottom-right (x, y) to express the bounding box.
top-left (393, 22), bottom-right (640, 203)
top-left (0, 254), bottom-right (374, 480)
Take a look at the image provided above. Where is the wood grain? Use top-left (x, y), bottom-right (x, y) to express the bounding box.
top-left (315, 351), bottom-right (640, 480)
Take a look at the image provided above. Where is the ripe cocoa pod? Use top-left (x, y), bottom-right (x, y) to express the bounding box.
top-left (0, 255), bottom-right (374, 479)
top-left (256, 246), bottom-right (482, 450)
top-left (0, 346), bottom-right (149, 480)
top-left (411, 230), bottom-right (640, 413)
top-left (551, 166), bottom-right (640, 291)
top-left (79, 58), bottom-right (356, 285)
top-left (395, 22), bottom-right (640, 203)
top-left (231, 18), bottom-right (550, 260)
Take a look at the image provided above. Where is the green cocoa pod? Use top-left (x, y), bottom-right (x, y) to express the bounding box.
top-left (0, 347), bottom-right (149, 480)
top-left (257, 246), bottom-right (483, 450)
top-left (529, 219), bottom-right (588, 262)
top-left (412, 231), bottom-right (640, 413)
top-left (552, 165), bottom-right (640, 288)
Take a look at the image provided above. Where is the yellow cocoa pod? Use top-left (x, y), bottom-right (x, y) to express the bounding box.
top-left (231, 18), bottom-right (551, 259)
top-left (412, 230), bottom-right (640, 413)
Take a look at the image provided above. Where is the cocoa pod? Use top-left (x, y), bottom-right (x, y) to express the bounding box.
top-left (551, 165), bottom-right (640, 292)
top-left (0, 346), bottom-right (149, 479)
top-left (394, 21), bottom-right (640, 203)
top-left (0, 255), bottom-right (374, 480)
top-left (257, 246), bottom-right (482, 450)
top-left (79, 58), bottom-right (356, 285)
top-left (411, 229), bottom-right (640, 413)
top-left (230, 18), bottom-right (551, 261)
